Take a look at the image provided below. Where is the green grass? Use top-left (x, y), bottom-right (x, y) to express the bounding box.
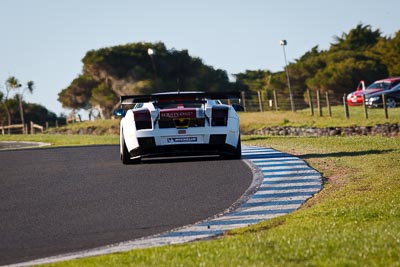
top-left (240, 105), bottom-right (400, 132)
top-left (3, 105), bottom-right (396, 137)
top-left (2, 107), bottom-right (399, 266)
top-left (0, 134), bottom-right (118, 147)
top-left (37, 136), bottom-right (400, 266)
top-left (46, 119), bottom-right (120, 135)
top-left (53, 119), bottom-right (119, 131)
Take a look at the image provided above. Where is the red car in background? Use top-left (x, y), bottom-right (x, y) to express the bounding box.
top-left (346, 77), bottom-right (400, 106)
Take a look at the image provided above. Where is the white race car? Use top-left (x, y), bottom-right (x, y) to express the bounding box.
top-left (114, 91), bottom-right (242, 164)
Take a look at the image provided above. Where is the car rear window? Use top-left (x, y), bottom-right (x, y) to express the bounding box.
top-left (367, 82), bottom-right (390, 90)
top-left (155, 101), bottom-right (204, 109)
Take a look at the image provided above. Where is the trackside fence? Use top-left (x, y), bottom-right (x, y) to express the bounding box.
top-left (238, 90), bottom-right (399, 119)
top-left (0, 121), bottom-right (45, 135)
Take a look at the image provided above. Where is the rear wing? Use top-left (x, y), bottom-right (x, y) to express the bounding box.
top-left (120, 91), bottom-right (241, 105)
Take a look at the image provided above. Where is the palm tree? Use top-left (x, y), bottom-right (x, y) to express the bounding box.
top-left (4, 76), bottom-right (21, 132)
top-left (0, 90), bottom-right (4, 122)
top-left (4, 77), bottom-right (34, 133)
top-left (18, 81), bottom-right (34, 127)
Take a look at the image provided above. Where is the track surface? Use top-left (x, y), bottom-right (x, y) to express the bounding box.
top-left (0, 146), bottom-right (252, 265)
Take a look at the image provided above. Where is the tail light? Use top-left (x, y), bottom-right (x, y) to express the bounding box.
top-left (211, 106), bottom-right (229, 126)
top-left (133, 110), bottom-right (152, 130)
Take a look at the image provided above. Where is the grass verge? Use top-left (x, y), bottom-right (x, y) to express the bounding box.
top-left (3, 105), bottom-right (397, 136)
top-left (37, 135), bottom-right (400, 266)
top-left (240, 105), bottom-right (400, 132)
top-left (0, 134), bottom-right (118, 147)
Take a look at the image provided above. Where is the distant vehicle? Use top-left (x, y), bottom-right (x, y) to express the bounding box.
top-left (346, 80), bottom-right (365, 106)
top-left (347, 78), bottom-right (400, 106)
top-left (114, 91), bottom-right (242, 164)
top-left (231, 103), bottom-right (244, 112)
top-left (366, 83), bottom-right (400, 108)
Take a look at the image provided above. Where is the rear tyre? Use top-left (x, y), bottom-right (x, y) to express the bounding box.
top-left (221, 135), bottom-right (241, 160)
top-left (121, 135), bottom-right (141, 164)
top-left (387, 98), bottom-right (397, 108)
top-left (233, 135), bottom-right (242, 159)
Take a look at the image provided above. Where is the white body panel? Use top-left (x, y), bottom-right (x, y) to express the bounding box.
top-left (118, 96), bottom-right (241, 161)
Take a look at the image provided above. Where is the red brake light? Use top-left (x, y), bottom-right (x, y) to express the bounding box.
top-left (133, 110), bottom-right (152, 130)
top-left (212, 106), bottom-right (229, 126)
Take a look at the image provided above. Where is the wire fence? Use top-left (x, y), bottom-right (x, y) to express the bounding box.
top-left (237, 90), bottom-right (399, 120)
top-left (0, 121), bottom-right (44, 135)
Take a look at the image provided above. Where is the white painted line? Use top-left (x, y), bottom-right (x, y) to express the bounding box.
top-left (259, 181), bottom-right (321, 187)
top-left (244, 195), bottom-right (312, 204)
top-left (5, 145), bottom-right (322, 267)
top-left (0, 141), bottom-right (51, 151)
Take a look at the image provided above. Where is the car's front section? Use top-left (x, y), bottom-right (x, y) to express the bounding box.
top-left (365, 94), bottom-right (383, 108)
top-left (116, 92), bottom-right (242, 164)
top-left (347, 78), bottom-right (400, 106)
top-left (366, 85), bottom-right (400, 108)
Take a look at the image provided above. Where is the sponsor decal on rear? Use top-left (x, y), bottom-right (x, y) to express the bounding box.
top-left (160, 109), bottom-right (197, 119)
top-left (167, 137), bottom-right (197, 143)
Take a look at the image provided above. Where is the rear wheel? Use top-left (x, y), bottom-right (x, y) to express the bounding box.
top-left (121, 135), bottom-right (141, 164)
top-left (233, 135), bottom-right (242, 159)
top-left (221, 135), bottom-right (241, 160)
top-left (387, 98), bottom-right (397, 108)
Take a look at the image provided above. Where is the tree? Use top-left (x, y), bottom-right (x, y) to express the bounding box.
top-left (1, 78), bottom-right (64, 129)
top-left (305, 51), bottom-right (387, 97)
top-left (58, 75), bottom-right (97, 110)
top-left (17, 80), bottom-right (34, 126)
top-left (90, 82), bottom-right (118, 119)
top-left (23, 101), bottom-right (60, 127)
top-left (3, 77), bottom-right (35, 128)
top-left (4, 76), bottom-right (21, 128)
top-left (0, 90), bottom-right (4, 124)
top-left (265, 24), bottom-right (389, 108)
top-left (331, 24), bottom-right (381, 52)
top-left (371, 30), bottom-right (400, 76)
top-left (60, 42), bottom-right (233, 118)
top-left (233, 70), bottom-right (273, 108)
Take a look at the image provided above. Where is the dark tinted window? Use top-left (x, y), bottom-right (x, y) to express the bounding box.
top-left (367, 82), bottom-right (390, 90)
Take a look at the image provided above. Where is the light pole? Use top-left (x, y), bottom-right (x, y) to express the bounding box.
top-left (280, 40), bottom-right (295, 112)
top-left (147, 48), bottom-right (159, 90)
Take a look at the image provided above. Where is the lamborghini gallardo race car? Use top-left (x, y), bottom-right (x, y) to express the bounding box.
top-left (114, 91), bottom-right (242, 164)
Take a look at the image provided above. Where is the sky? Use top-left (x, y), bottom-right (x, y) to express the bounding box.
top-left (1, 0), bottom-right (399, 117)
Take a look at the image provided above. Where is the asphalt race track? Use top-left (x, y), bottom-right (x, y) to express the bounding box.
top-left (0, 145), bottom-right (252, 266)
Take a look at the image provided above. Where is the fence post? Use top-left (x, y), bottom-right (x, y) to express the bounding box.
top-left (382, 94), bottom-right (389, 119)
top-left (316, 89), bottom-right (322, 117)
top-left (30, 121), bottom-right (34, 134)
top-left (241, 91), bottom-right (247, 112)
top-left (261, 91), bottom-right (265, 111)
top-left (307, 89), bottom-right (314, 116)
top-left (257, 91), bottom-right (263, 112)
top-left (1, 122), bottom-right (3, 135)
top-left (343, 94), bottom-right (349, 119)
top-left (362, 94), bottom-right (368, 119)
top-left (273, 90), bottom-right (279, 111)
top-left (326, 91), bottom-right (332, 117)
